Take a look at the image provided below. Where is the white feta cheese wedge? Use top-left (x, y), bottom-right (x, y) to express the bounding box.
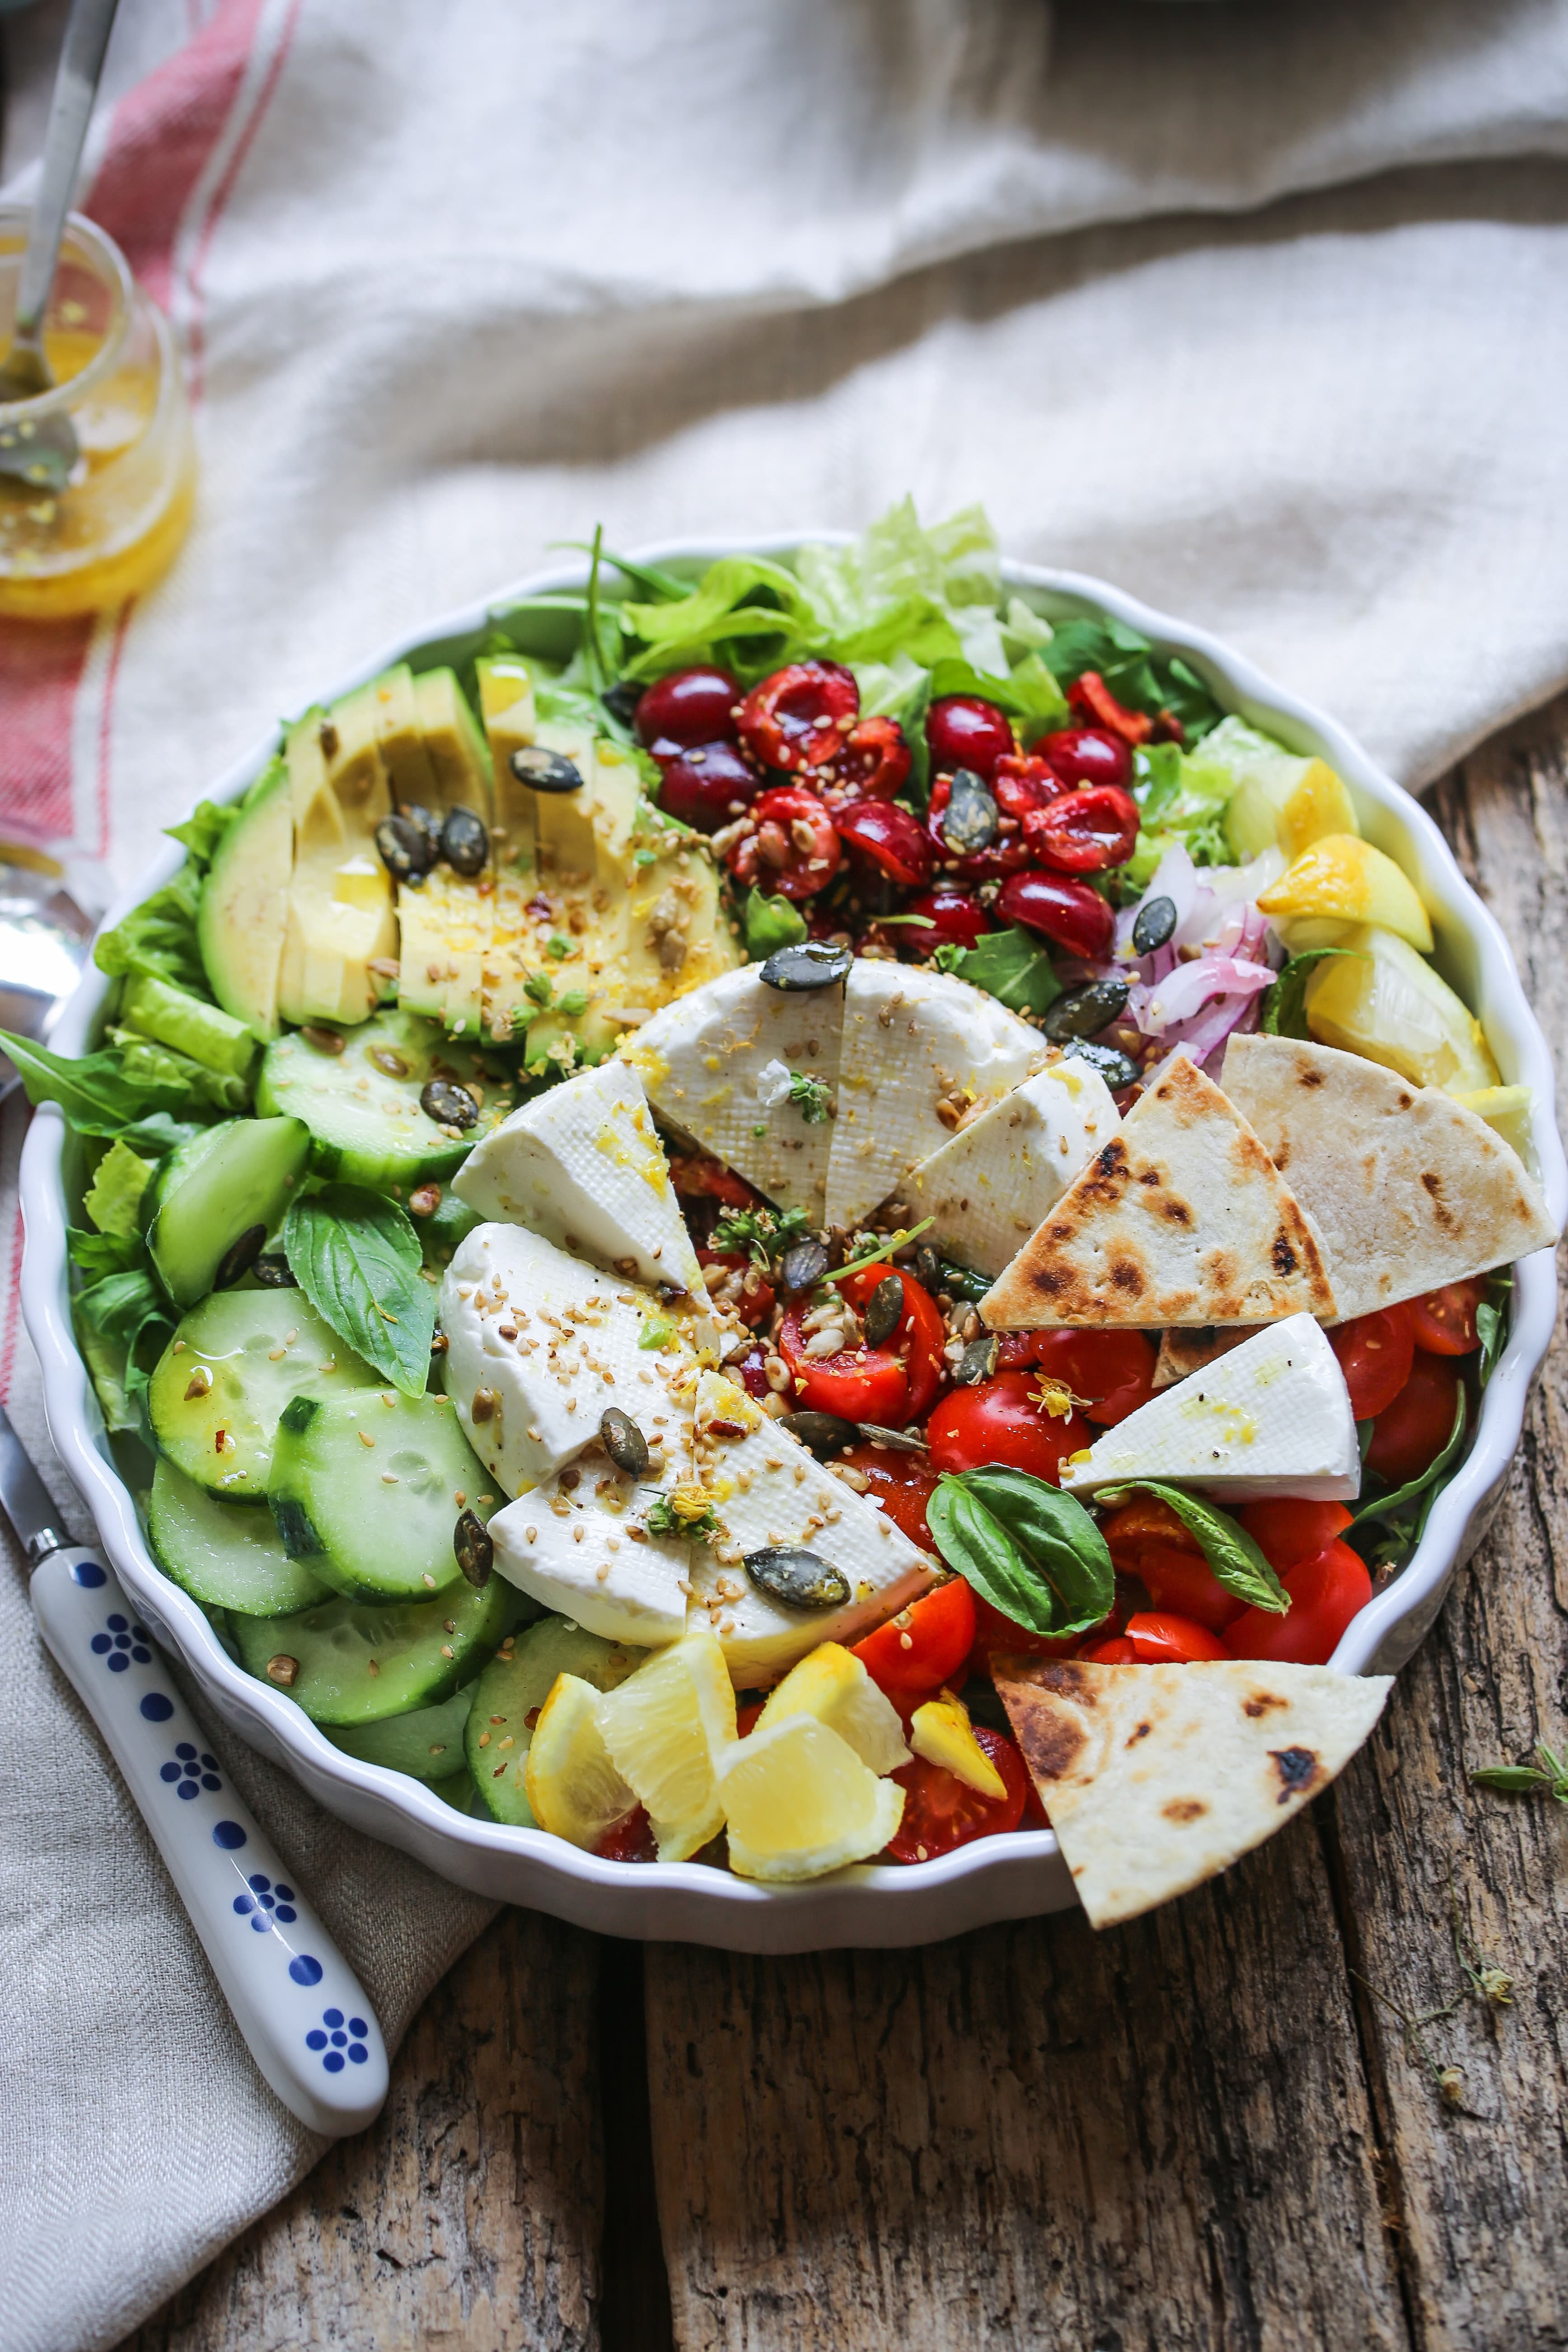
top-left (907, 1057), bottom-right (1121, 1280)
top-left (623, 965), bottom-right (842, 1218)
top-left (828, 963), bottom-right (1042, 1231)
top-left (489, 1459), bottom-right (692, 1649)
top-left (1060, 1314), bottom-right (1361, 1503)
top-left (439, 1224), bottom-right (699, 1496)
top-left (453, 1060), bottom-right (707, 1303)
top-left (688, 1372), bottom-right (940, 1684)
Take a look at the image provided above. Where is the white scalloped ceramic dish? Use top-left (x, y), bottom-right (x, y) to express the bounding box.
top-left (20, 538), bottom-right (1566, 1951)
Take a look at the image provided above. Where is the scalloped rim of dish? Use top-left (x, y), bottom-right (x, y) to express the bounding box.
top-left (20, 538), bottom-right (1566, 1949)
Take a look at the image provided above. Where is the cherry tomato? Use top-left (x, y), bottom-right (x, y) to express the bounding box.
top-left (965, 1587), bottom-right (1095, 1671)
top-left (926, 1371), bottom-right (1094, 1484)
top-left (634, 666), bottom-right (741, 757)
top-left (1032, 725), bottom-right (1133, 790)
top-left (992, 752), bottom-right (1065, 820)
top-left (1025, 1328), bottom-right (1157, 1426)
top-left (1236, 1498), bottom-right (1354, 1576)
top-left (726, 785), bottom-right (843, 899)
top-left (1122, 1611), bottom-right (1232, 1663)
top-left (927, 773), bottom-right (1032, 880)
top-left (927, 694), bottom-right (1015, 780)
top-left (834, 796), bottom-right (936, 888)
top-left (737, 659), bottom-right (858, 772)
top-left (656, 740), bottom-right (759, 833)
top-left (1366, 1350), bottom-right (1462, 1483)
top-left (594, 1804), bottom-right (659, 1863)
top-left (1134, 1546), bottom-right (1244, 1633)
top-left (838, 1263), bottom-right (947, 1421)
top-left (853, 1577), bottom-right (976, 1702)
top-left (1329, 1307), bottom-right (1415, 1421)
top-left (779, 1305), bottom-right (908, 1422)
top-left (1082, 1636), bottom-right (1137, 1663)
top-left (833, 715), bottom-right (911, 800)
top-left (1028, 784), bottom-right (1141, 874)
top-left (895, 886), bottom-right (992, 954)
top-left (1226, 1539), bottom-right (1371, 1666)
top-left (995, 868), bottom-right (1114, 960)
top-left (735, 1699), bottom-right (766, 1737)
top-left (1067, 671), bottom-right (1153, 746)
top-left (696, 1248), bottom-right (777, 1333)
top-left (836, 1441), bottom-right (938, 1548)
top-left (885, 1725), bottom-right (1029, 1861)
top-left (1406, 1278), bottom-right (1486, 1356)
top-left (668, 1157), bottom-right (761, 1210)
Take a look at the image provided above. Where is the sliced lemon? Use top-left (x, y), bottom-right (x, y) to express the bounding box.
top-left (524, 1672), bottom-right (637, 1851)
top-left (718, 1715), bottom-right (905, 1883)
top-left (756, 1642), bottom-right (909, 1776)
top-left (1257, 835), bottom-right (1432, 953)
top-left (1303, 924), bottom-right (1499, 1093)
top-left (910, 1692), bottom-right (1006, 1798)
top-left (598, 1624), bottom-right (736, 1861)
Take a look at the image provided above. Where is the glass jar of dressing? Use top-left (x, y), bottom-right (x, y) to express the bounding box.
top-left (0, 207), bottom-right (196, 620)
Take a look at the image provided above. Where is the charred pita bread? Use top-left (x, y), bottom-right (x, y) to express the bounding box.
top-left (1223, 1033), bottom-right (1559, 1322)
top-left (993, 1656), bottom-right (1391, 1928)
top-left (980, 1053), bottom-right (1337, 1330)
top-left (1152, 1326), bottom-right (1254, 1388)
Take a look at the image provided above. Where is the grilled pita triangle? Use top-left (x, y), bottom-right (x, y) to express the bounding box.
top-left (980, 1053), bottom-right (1336, 1329)
top-left (1222, 1033), bottom-right (1559, 1322)
top-left (993, 1656), bottom-right (1391, 1928)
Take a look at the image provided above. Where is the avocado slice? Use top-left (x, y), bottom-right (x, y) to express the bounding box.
top-left (321, 680), bottom-right (391, 814)
top-left (370, 663), bottom-right (439, 805)
top-left (414, 668), bottom-right (492, 818)
top-left (199, 757), bottom-right (292, 1038)
top-left (276, 711), bottom-right (398, 1027)
top-left (475, 655), bottom-right (537, 869)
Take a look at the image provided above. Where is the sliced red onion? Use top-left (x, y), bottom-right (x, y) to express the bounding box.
top-left (1135, 953), bottom-right (1275, 1036)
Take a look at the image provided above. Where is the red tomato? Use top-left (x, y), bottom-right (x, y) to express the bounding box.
top-left (926, 694), bottom-right (1015, 780)
top-left (726, 785), bottom-right (842, 899)
top-left (1406, 1278), bottom-right (1486, 1357)
top-left (1365, 1350), bottom-right (1462, 1483)
top-left (1028, 784), bottom-right (1141, 873)
top-left (926, 772), bottom-right (1032, 879)
top-left (994, 868), bottom-right (1115, 960)
top-left (1237, 1498), bottom-right (1354, 1575)
top-left (1135, 1545), bottom-right (1245, 1634)
top-left (594, 1805), bottom-right (659, 1864)
top-left (833, 715), bottom-right (911, 801)
top-left (634, 665), bottom-right (741, 756)
top-left (778, 1298), bottom-right (908, 1423)
top-left (1068, 671), bottom-right (1154, 746)
top-left (1226, 1540), bottom-right (1372, 1666)
top-left (668, 1156), bottom-right (760, 1210)
top-left (853, 1577), bottom-right (976, 1702)
top-left (1123, 1611), bottom-right (1232, 1663)
top-left (965, 1587), bottom-right (1095, 1670)
top-left (1032, 725), bottom-right (1133, 790)
top-left (834, 797), bottom-right (936, 887)
top-left (1329, 1307), bottom-right (1415, 1421)
top-left (1026, 1328), bottom-right (1157, 1426)
top-left (737, 659), bottom-right (859, 772)
top-left (735, 1700), bottom-right (765, 1737)
top-left (926, 1370), bottom-right (1093, 1484)
top-left (836, 1442), bottom-right (939, 1548)
top-left (894, 887), bottom-right (992, 954)
top-left (885, 1725), bottom-right (1028, 1862)
top-left (837, 1264), bottom-right (947, 1421)
top-left (695, 1248), bottom-right (777, 1333)
top-left (656, 741), bottom-right (759, 833)
top-left (992, 752), bottom-right (1065, 820)
top-left (1082, 1636), bottom-right (1138, 1663)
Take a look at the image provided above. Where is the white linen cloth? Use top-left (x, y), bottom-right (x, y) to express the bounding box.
top-left (2, 2), bottom-right (1567, 2344)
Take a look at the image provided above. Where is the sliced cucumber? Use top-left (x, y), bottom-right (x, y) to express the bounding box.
top-left (324, 1679), bottom-right (477, 1780)
top-left (145, 1116), bottom-right (310, 1308)
top-left (431, 1768), bottom-right (479, 1812)
top-left (230, 1574), bottom-right (509, 1724)
top-left (465, 1617), bottom-right (645, 1827)
top-left (255, 1010), bottom-right (517, 1190)
top-left (267, 1389), bottom-right (496, 1602)
top-left (147, 1456), bottom-right (332, 1615)
top-left (147, 1291), bottom-right (378, 1502)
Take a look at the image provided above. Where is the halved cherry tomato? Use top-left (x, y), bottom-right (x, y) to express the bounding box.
top-left (726, 785), bottom-right (843, 899)
top-left (778, 1297), bottom-right (908, 1423)
top-left (894, 886), bottom-right (992, 954)
top-left (837, 1264), bottom-right (948, 1421)
top-left (1029, 784), bottom-right (1141, 874)
top-left (1032, 725), bottom-right (1133, 790)
top-left (1068, 671), bottom-right (1153, 746)
top-left (833, 715), bottom-right (911, 800)
top-left (735, 1700), bottom-right (766, 1737)
top-left (1100, 1494), bottom-right (1194, 1567)
top-left (1082, 1636), bottom-right (1137, 1663)
top-left (668, 1156), bottom-right (760, 1210)
top-left (737, 659), bottom-right (858, 772)
top-left (1329, 1307), bottom-right (1415, 1421)
top-left (1020, 1328), bottom-right (1157, 1426)
top-left (634, 665), bottom-right (741, 757)
top-left (992, 752), bottom-right (1064, 820)
top-left (965, 1587), bottom-right (1095, 1670)
top-left (927, 694), bottom-right (1015, 780)
top-left (1226, 1539), bottom-right (1371, 1666)
top-left (1236, 1498), bottom-right (1354, 1576)
top-left (1123, 1611), bottom-right (1231, 1663)
top-left (926, 1370), bottom-right (1093, 1484)
top-left (1406, 1278), bottom-right (1485, 1357)
top-left (927, 771), bottom-right (1033, 879)
top-left (836, 1441), bottom-right (939, 1548)
top-left (995, 867), bottom-right (1115, 959)
top-left (696, 1248), bottom-right (777, 1333)
top-left (1366, 1350), bottom-right (1462, 1483)
top-left (594, 1804), bottom-right (659, 1863)
top-left (885, 1725), bottom-right (1028, 1861)
top-left (1134, 1547), bottom-right (1244, 1634)
top-left (834, 797), bottom-right (936, 888)
top-left (853, 1577), bottom-right (976, 1703)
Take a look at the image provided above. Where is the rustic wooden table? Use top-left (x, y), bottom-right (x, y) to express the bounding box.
top-left (123, 700), bottom-right (1568, 2352)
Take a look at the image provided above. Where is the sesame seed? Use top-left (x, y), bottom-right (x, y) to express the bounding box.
top-left (358, 1430), bottom-right (375, 1448)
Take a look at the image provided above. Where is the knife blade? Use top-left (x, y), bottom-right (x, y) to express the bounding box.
top-left (0, 1400), bottom-right (68, 1562)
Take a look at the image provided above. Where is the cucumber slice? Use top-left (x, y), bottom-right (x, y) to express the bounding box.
top-left (324, 1679), bottom-right (477, 1780)
top-left (465, 1617), bottom-right (645, 1827)
top-left (267, 1389), bottom-right (496, 1602)
top-left (145, 1116), bottom-right (310, 1308)
top-left (255, 1010), bottom-right (517, 1190)
top-left (147, 1291), bottom-right (378, 1502)
top-left (147, 1456), bottom-right (332, 1616)
top-left (230, 1574), bottom-right (509, 1724)
top-left (431, 1768), bottom-right (479, 1812)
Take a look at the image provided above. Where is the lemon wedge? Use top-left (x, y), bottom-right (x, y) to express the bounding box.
top-left (718, 1715), bottom-right (905, 1883)
top-left (597, 1624), bottom-right (737, 1861)
top-left (756, 1642), bottom-right (910, 1775)
top-left (524, 1672), bottom-right (637, 1851)
top-left (910, 1691), bottom-right (1006, 1799)
top-left (1257, 836), bottom-right (1432, 953)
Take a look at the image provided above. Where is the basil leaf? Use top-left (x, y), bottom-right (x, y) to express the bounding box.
top-left (1260, 948), bottom-right (1367, 1041)
top-left (927, 1467), bottom-right (1113, 1637)
top-left (1114, 1479), bottom-right (1289, 1615)
top-left (1350, 1385), bottom-right (1467, 1531)
top-left (934, 926), bottom-right (1062, 1018)
top-left (282, 1184), bottom-right (435, 1397)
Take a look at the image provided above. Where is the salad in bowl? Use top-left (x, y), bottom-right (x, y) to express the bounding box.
top-left (12, 505), bottom-right (1561, 1931)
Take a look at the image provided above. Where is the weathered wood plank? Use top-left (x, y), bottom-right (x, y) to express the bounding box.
top-left (121, 1907), bottom-right (604, 2352)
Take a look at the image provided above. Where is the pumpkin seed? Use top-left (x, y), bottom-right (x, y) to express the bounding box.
top-left (954, 1333), bottom-right (1000, 1385)
top-left (420, 1077), bottom-right (478, 1130)
top-left (253, 1253), bottom-right (298, 1289)
top-left (942, 767), bottom-right (998, 854)
top-left (599, 1407), bottom-right (650, 1478)
top-left (213, 1223), bottom-right (268, 1291)
top-left (758, 940), bottom-right (853, 991)
top-left (1068, 1040), bottom-right (1141, 1090)
top-left (778, 1412), bottom-right (858, 1458)
top-left (856, 1422), bottom-right (929, 1452)
top-left (375, 810), bottom-right (438, 883)
top-left (1132, 894), bottom-right (1177, 955)
top-left (914, 1243), bottom-right (943, 1292)
top-left (863, 1274), bottom-right (905, 1348)
top-left (510, 744), bottom-right (585, 795)
top-left (744, 1545), bottom-right (852, 1610)
top-left (1043, 977), bottom-right (1131, 1042)
top-left (779, 1238), bottom-right (830, 1294)
top-left (454, 1509), bottom-right (493, 1588)
top-left (600, 682), bottom-right (643, 727)
top-left (440, 806), bottom-right (489, 877)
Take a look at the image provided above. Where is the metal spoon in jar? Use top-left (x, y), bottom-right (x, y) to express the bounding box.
top-left (0, 0), bottom-right (122, 494)
top-left (0, 849), bottom-right (97, 1100)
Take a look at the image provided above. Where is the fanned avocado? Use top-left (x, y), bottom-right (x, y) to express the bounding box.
top-left (276, 708), bottom-right (397, 1028)
top-left (199, 758), bottom-right (292, 1038)
top-left (413, 668), bottom-right (492, 818)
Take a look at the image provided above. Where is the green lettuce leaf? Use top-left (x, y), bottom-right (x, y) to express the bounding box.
top-left (93, 859), bottom-right (211, 1000)
top-left (744, 888), bottom-right (807, 960)
top-left (83, 1138), bottom-right (155, 1238)
top-left (72, 1267), bottom-right (174, 1434)
top-left (934, 927), bottom-right (1062, 1018)
top-left (795, 499), bottom-right (1006, 674)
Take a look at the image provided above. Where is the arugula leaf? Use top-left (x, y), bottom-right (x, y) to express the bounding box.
top-left (927, 1467), bottom-right (1114, 1637)
top-left (559, 540), bottom-right (694, 604)
top-left (1040, 617), bottom-right (1224, 742)
top-left (282, 1185), bottom-right (435, 1397)
top-left (72, 1267), bottom-right (174, 1435)
top-left (1350, 1385), bottom-right (1468, 1530)
top-left (934, 926), bottom-right (1062, 1018)
top-left (67, 1225), bottom-right (145, 1278)
top-left (1108, 1480), bottom-right (1288, 1613)
top-left (1471, 1743), bottom-right (1568, 1805)
top-left (0, 1030), bottom-right (192, 1134)
top-left (744, 888), bottom-right (807, 960)
top-left (1261, 948), bottom-right (1368, 1041)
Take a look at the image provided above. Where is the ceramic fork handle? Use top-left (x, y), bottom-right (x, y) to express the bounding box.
top-left (31, 1543), bottom-right (388, 2137)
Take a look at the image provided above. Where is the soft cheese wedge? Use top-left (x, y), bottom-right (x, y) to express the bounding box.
top-left (688, 1372), bottom-right (939, 1683)
top-left (1059, 1313), bottom-right (1360, 1502)
top-left (439, 1224), bottom-right (703, 1494)
top-left (908, 1057), bottom-right (1120, 1280)
top-left (625, 966), bottom-right (844, 1219)
top-left (827, 963), bottom-right (1041, 1231)
top-left (488, 1470), bottom-right (693, 1650)
top-left (454, 1060), bottom-right (707, 1301)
